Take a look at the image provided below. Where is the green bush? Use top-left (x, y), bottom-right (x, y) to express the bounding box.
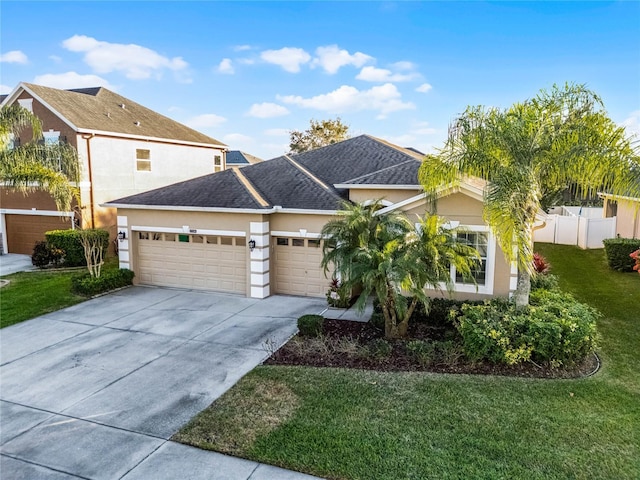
top-left (603, 238), bottom-right (640, 272)
top-left (46, 229), bottom-right (109, 267)
top-left (31, 241), bottom-right (64, 268)
top-left (531, 273), bottom-right (559, 291)
top-left (72, 269), bottom-right (135, 296)
top-left (455, 292), bottom-right (599, 367)
top-left (369, 310), bottom-right (385, 330)
top-left (367, 338), bottom-right (392, 359)
top-left (297, 314), bottom-right (324, 337)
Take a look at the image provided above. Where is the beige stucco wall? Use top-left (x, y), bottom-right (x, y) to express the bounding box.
top-left (614, 199), bottom-right (640, 239)
top-left (348, 188), bottom-right (422, 205)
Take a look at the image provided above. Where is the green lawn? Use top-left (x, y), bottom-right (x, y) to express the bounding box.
top-left (175, 244), bottom-right (640, 480)
top-left (0, 257), bottom-right (119, 329)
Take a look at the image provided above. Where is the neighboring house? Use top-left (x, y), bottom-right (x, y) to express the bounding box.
top-left (600, 193), bottom-right (640, 238)
top-left (226, 150), bottom-right (263, 168)
top-left (105, 135), bottom-right (518, 301)
top-left (0, 82), bottom-right (227, 254)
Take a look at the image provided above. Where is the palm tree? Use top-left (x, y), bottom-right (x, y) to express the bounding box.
top-left (419, 83), bottom-right (640, 307)
top-left (321, 200), bottom-right (479, 339)
top-left (0, 103), bottom-right (80, 212)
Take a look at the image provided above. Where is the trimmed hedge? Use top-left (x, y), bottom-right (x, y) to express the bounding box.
top-left (297, 314), bottom-right (324, 337)
top-left (46, 229), bottom-right (110, 267)
top-left (603, 238), bottom-right (640, 272)
top-left (72, 269), bottom-right (135, 296)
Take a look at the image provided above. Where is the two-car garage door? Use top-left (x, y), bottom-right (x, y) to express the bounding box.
top-left (137, 232), bottom-right (247, 294)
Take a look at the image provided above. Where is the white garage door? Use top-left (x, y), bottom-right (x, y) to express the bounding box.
top-left (137, 232), bottom-right (247, 294)
top-left (274, 237), bottom-right (327, 297)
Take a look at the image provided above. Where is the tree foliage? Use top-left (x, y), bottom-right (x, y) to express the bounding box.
top-left (321, 200), bottom-right (479, 339)
top-left (419, 83), bottom-right (640, 306)
top-left (0, 103), bottom-right (80, 212)
top-left (289, 117), bottom-right (350, 153)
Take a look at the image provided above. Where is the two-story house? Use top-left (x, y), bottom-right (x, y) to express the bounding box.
top-left (1, 83), bottom-right (227, 254)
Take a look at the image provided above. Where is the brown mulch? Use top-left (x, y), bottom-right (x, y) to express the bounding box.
top-left (265, 318), bottom-right (600, 379)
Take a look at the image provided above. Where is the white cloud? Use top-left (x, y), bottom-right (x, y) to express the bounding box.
top-left (356, 66), bottom-right (419, 83)
top-left (62, 35), bottom-right (189, 80)
top-left (416, 83), bottom-right (433, 93)
top-left (278, 83), bottom-right (415, 117)
top-left (621, 110), bottom-right (640, 139)
top-left (186, 113), bottom-right (227, 128)
top-left (234, 45), bottom-right (252, 51)
top-left (0, 50), bottom-right (28, 64)
top-left (311, 45), bottom-right (373, 74)
top-left (217, 58), bottom-right (234, 74)
top-left (260, 142), bottom-right (289, 158)
top-left (49, 55), bottom-right (63, 63)
top-left (0, 84), bottom-right (12, 94)
top-left (260, 47), bottom-right (310, 73)
top-left (237, 58), bottom-right (256, 65)
top-left (264, 128), bottom-right (289, 137)
top-left (247, 102), bottom-right (290, 118)
top-left (224, 133), bottom-right (254, 145)
top-left (391, 61), bottom-right (415, 71)
top-left (33, 72), bottom-right (115, 90)
top-left (411, 121), bottom-right (438, 135)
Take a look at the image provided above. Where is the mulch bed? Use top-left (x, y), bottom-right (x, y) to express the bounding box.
top-left (265, 318), bottom-right (599, 379)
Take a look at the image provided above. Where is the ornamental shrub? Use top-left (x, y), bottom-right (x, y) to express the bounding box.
top-left (603, 238), bottom-right (640, 272)
top-left (533, 252), bottom-right (550, 274)
top-left (46, 229), bottom-right (109, 267)
top-left (455, 292), bottom-right (598, 367)
top-left (631, 249), bottom-right (640, 275)
top-left (326, 277), bottom-right (352, 308)
top-left (297, 314), bottom-right (324, 337)
top-left (531, 273), bottom-right (559, 291)
top-left (31, 241), bottom-right (64, 268)
top-left (71, 268), bottom-right (135, 296)
top-left (366, 338), bottom-right (392, 359)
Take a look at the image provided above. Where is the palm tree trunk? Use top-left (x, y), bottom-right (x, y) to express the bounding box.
top-left (514, 269), bottom-right (531, 308)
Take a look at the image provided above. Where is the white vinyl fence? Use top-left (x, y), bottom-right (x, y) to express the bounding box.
top-left (534, 207), bottom-right (617, 249)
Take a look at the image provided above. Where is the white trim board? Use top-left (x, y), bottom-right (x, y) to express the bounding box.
top-left (131, 225), bottom-right (246, 237)
top-left (1, 208), bottom-right (75, 218)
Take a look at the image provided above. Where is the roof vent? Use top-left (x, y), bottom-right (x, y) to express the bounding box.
top-left (120, 103), bottom-right (126, 109)
top-left (106, 112), bottom-right (111, 118)
top-left (134, 121), bottom-right (141, 127)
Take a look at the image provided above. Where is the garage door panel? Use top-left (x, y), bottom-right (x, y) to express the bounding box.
top-left (274, 238), bottom-right (327, 298)
top-left (137, 233), bottom-right (246, 294)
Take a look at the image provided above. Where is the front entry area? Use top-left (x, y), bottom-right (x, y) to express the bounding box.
top-left (273, 236), bottom-right (328, 297)
top-left (136, 232), bottom-right (247, 294)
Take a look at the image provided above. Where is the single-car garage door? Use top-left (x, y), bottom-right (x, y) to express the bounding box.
top-left (274, 237), bottom-right (327, 297)
top-left (137, 232), bottom-right (247, 294)
top-left (5, 214), bottom-right (72, 255)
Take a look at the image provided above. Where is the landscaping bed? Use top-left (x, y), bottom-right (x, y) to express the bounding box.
top-left (265, 317), bottom-right (599, 379)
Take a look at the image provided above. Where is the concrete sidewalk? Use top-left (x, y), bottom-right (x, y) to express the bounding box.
top-left (0, 253), bottom-right (35, 276)
top-left (1, 286), bottom-right (324, 479)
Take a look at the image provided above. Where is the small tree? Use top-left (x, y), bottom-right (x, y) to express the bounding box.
top-left (321, 201), bottom-right (479, 339)
top-left (289, 118), bottom-right (350, 153)
top-left (77, 229), bottom-right (107, 278)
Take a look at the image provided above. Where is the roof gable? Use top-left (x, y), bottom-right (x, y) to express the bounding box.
top-left (6, 83), bottom-right (225, 147)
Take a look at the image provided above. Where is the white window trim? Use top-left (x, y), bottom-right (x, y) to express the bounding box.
top-left (440, 224), bottom-right (495, 295)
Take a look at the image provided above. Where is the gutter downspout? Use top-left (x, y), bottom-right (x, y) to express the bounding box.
top-left (81, 133), bottom-right (96, 228)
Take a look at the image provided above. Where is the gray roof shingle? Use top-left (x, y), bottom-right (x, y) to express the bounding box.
top-left (226, 150), bottom-right (263, 165)
top-left (107, 135), bottom-right (423, 210)
top-left (19, 83), bottom-right (225, 146)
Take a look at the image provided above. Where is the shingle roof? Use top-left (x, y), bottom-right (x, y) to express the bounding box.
top-left (340, 159), bottom-right (421, 186)
top-left (17, 83), bottom-right (225, 146)
top-left (107, 135), bottom-right (424, 210)
top-left (109, 169), bottom-right (265, 209)
top-left (226, 150), bottom-right (263, 165)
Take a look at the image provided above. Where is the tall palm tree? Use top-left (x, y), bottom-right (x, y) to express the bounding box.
top-left (321, 200), bottom-right (479, 339)
top-left (0, 104), bottom-right (80, 212)
top-left (419, 83), bottom-right (640, 307)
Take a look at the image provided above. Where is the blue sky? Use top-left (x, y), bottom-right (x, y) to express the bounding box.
top-left (2, 1), bottom-right (639, 159)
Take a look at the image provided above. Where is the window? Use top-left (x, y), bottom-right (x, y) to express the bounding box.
top-left (236, 237), bottom-right (246, 247)
top-left (136, 149), bottom-right (151, 171)
top-left (308, 239), bottom-right (321, 248)
top-left (292, 239), bottom-right (305, 247)
top-left (277, 238), bottom-right (289, 246)
top-left (43, 130), bottom-right (60, 145)
top-left (152, 233), bottom-right (162, 241)
top-left (192, 235), bottom-right (204, 244)
top-left (164, 233), bottom-right (176, 242)
top-left (138, 232), bottom-right (149, 240)
top-left (214, 155), bottom-right (223, 173)
top-left (220, 236), bottom-right (233, 246)
top-left (18, 98), bottom-right (33, 112)
top-left (178, 234), bottom-right (189, 243)
top-left (455, 232), bottom-right (488, 285)
top-left (206, 236), bottom-right (219, 245)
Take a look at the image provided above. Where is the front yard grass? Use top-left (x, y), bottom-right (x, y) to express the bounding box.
top-left (174, 244), bottom-right (640, 480)
top-left (1, 257), bottom-right (119, 328)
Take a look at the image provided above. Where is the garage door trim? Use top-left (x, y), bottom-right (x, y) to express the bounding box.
top-left (132, 225), bottom-right (246, 237)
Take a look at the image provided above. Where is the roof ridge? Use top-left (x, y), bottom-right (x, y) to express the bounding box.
top-left (283, 154), bottom-right (333, 191)
top-left (233, 168), bottom-right (270, 207)
top-left (363, 134), bottom-right (426, 161)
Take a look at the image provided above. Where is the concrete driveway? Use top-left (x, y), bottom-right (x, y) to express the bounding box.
top-left (0, 286), bottom-right (326, 479)
top-left (0, 254), bottom-right (35, 276)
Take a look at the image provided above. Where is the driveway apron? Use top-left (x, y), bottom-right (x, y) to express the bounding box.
top-left (0, 286), bottom-right (325, 479)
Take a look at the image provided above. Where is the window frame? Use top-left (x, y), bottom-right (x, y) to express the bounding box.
top-left (136, 149), bottom-right (151, 172)
top-left (444, 225), bottom-right (496, 295)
